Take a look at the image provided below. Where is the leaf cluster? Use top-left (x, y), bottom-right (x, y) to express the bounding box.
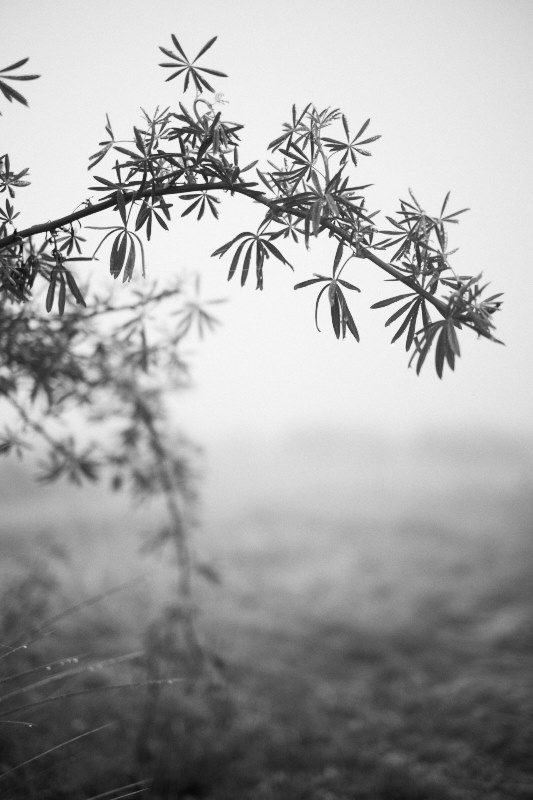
top-left (0, 58), bottom-right (39, 113)
top-left (211, 227), bottom-right (292, 289)
top-left (294, 242), bottom-right (360, 340)
top-left (0, 34), bottom-right (502, 390)
top-left (0, 271), bottom-right (217, 501)
top-left (159, 34), bottom-right (227, 94)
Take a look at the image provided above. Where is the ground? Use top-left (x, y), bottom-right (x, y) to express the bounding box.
top-left (0, 430), bottom-right (532, 799)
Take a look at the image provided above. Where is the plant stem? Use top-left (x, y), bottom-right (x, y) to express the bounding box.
top-left (133, 398), bottom-right (203, 662)
top-left (0, 179), bottom-right (496, 341)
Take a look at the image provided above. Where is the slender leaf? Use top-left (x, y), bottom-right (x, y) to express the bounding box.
top-left (170, 35), bottom-right (188, 60)
top-left (332, 240), bottom-right (343, 277)
top-left (342, 114), bottom-right (350, 139)
top-left (193, 36), bottom-right (217, 62)
top-left (241, 244), bottom-right (252, 286)
top-left (385, 300), bottom-right (415, 328)
top-left (212, 231), bottom-right (250, 258)
top-left (198, 67), bottom-right (228, 78)
top-left (446, 320), bottom-right (461, 356)
top-left (435, 328), bottom-right (447, 379)
top-left (110, 232), bottom-right (127, 278)
top-left (228, 240), bottom-right (247, 281)
top-left (371, 292), bottom-right (414, 309)
top-left (58, 275), bottom-right (66, 315)
top-left (354, 118), bottom-right (370, 141)
top-left (406, 301), bottom-right (421, 351)
top-left (116, 190), bottom-right (127, 226)
top-left (0, 58), bottom-right (29, 73)
top-left (338, 290), bottom-right (360, 341)
top-left (256, 242), bottom-right (264, 289)
top-left (311, 199), bottom-right (322, 236)
top-left (415, 324), bottom-right (440, 375)
top-left (390, 308), bottom-right (414, 344)
top-left (294, 277), bottom-right (327, 290)
top-left (0, 80), bottom-right (27, 105)
top-left (45, 271), bottom-right (57, 312)
top-left (181, 197), bottom-right (202, 217)
top-left (123, 237), bottom-right (136, 282)
top-left (330, 286), bottom-right (341, 339)
top-left (337, 279), bottom-right (360, 292)
top-left (263, 240), bottom-right (293, 269)
top-left (314, 283), bottom-right (330, 331)
top-left (64, 270), bottom-right (86, 307)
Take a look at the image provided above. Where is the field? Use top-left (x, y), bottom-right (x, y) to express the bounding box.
top-left (1, 429), bottom-right (532, 799)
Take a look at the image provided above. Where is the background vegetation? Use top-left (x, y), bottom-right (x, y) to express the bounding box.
top-left (1, 431), bottom-right (532, 799)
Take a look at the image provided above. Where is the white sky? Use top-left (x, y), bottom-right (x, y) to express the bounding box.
top-left (3, 0), bottom-right (533, 446)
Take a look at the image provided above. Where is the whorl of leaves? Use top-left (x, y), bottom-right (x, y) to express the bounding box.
top-left (0, 58), bottom-right (39, 114)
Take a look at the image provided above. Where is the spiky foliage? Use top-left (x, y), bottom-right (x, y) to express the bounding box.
top-left (0, 34), bottom-right (501, 385)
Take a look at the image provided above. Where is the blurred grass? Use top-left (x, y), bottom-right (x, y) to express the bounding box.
top-left (0, 429), bottom-right (532, 798)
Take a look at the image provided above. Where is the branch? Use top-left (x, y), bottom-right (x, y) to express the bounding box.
top-left (62, 285), bottom-right (184, 321)
top-left (133, 397), bottom-right (205, 664)
top-left (0, 181), bottom-right (257, 251)
top-left (0, 177), bottom-right (496, 342)
top-left (226, 186), bottom-right (497, 339)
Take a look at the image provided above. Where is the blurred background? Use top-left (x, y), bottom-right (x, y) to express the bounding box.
top-left (1, 1), bottom-right (532, 798)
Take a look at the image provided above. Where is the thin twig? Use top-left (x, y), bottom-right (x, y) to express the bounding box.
top-left (0, 722), bottom-right (115, 779)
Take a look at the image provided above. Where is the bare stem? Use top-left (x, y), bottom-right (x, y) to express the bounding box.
top-left (133, 398), bottom-right (203, 662)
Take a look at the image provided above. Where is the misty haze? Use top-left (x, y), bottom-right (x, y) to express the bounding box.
top-left (1, 1), bottom-right (532, 799)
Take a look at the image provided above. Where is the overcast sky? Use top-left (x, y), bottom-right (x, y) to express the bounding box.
top-left (3, 0), bottom-right (532, 446)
